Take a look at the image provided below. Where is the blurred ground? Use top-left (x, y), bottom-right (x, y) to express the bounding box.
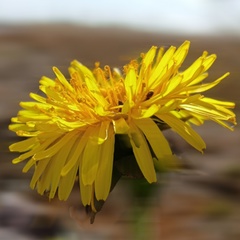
top-left (0, 24), bottom-right (240, 239)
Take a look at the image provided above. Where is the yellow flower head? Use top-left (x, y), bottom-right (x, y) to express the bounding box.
top-left (9, 41), bottom-right (236, 216)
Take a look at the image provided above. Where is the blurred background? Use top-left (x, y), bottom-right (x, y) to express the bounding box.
top-left (0, 0), bottom-right (240, 239)
top-left (1, 0), bottom-right (240, 36)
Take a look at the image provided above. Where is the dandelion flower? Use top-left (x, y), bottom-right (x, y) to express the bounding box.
top-left (9, 41), bottom-right (236, 218)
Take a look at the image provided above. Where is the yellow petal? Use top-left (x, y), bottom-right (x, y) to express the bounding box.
top-left (30, 158), bottom-right (50, 189)
top-left (53, 67), bottom-right (74, 92)
top-left (39, 76), bottom-right (55, 87)
top-left (33, 131), bottom-right (77, 160)
top-left (58, 162), bottom-right (78, 201)
top-left (81, 128), bottom-right (101, 185)
top-left (185, 72), bottom-right (230, 94)
top-left (29, 93), bottom-right (46, 103)
top-left (136, 104), bottom-right (159, 119)
top-left (187, 73), bottom-right (208, 86)
top-left (37, 165), bottom-right (52, 195)
top-left (9, 137), bottom-right (38, 152)
top-left (35, 122), bottom-right (61, 132)
top-left (155, 99), bottom-right (180, 114)
top-left (70, 60), bottom-right (94, 79)
top-left (79, 174), bottom-right (93, 206)
top-left (172, 40), bottom-right (190, 66)
top-left (22, 158), bottom-right (35, 172)
top-left (134, 118), bottom-right (172, 158)
top-left (61, 130), bottom-right (90, 176)
top-left (11, 136), bottom-right (59, 164)
top-left (202, 54), bottom-right (217, 71)
top-left (93, 121), bottom-right (110, 144)
top-left (124, 66), bottom-right (137, 104)
top-left (113, 117), bottom-right (130, 134)
top-left (95, 125), bottom-right (115, 200)
top-left (181, 55), bottom-right (206, 84)
top-left (85, 75), bottom-right (108, 107)
top-left (203, 97), bottom-right (235, 108)
top-left (163, 74), bottom-right (183, 96)
top-left (17, 110), bottom-right (50, 121)
top-left (128, 123), bottom-right (157, 183)
top-left (35, 132), bottom-right (78, 198)
top-left (213, 118), bottom-right (236, 130)
top-left (95, 105), bottom-right (109, 116)
top-left (121, 100), bottom-right (131, 114)
top-left (157, 113), bottom-right (206, 152)
top-left (142, 46), bottom-right (157, 67)
top-left (44, 86), bottom-right (63, 102)
top-left (181, 101), bottom-right (234, 121)
top-left (48, 133), bottom-right (79, 199)
top-left (148, 45), bottom-right (176, 88)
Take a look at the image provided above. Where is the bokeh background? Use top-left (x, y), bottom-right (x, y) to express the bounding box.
top-left (0, 0), bottom-right (240, 239)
